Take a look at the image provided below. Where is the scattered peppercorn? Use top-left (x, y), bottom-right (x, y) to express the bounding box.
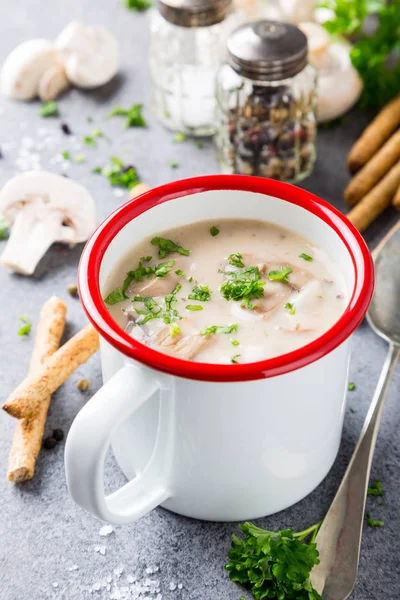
top-left (61, 122), bottom-right (72, 135)
top-left (43, 436), bottom-right (58, 450)
top-left (67, 283), bottom-right (79, 297)
top-left (77, 378), bottom-right (90, 391)
top-left (52, 428), bottom-right (65, 442)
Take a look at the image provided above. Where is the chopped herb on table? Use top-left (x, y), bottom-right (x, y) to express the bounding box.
top-left (173, 132), bottom-right (185, 143)
top-left (268, 266), bottom-right (292, 284)
top-left (348, 381), bottom-right (356, 391)
top-left (226, 521), bottom-right (323, 600)
top-left (186, 304), bottom-right (203, 311)
top-left (210, 225), bottom-right (220, 236)
top-left (367, 480), bottom-right (385, 497)
top-left (61, 151), bottom-right (71, 160)
top-left (228, 253), bottom-right (244, 268)
top-left (82, 129), bottom-right (104, 147)
top-left (169, 160), bottom-right (179, 169)
top-left (366, 513), bottom-right (384, 528)
top-left (74, 154), bottom-right (86, 163)
top-left (201, 324), bottom-right (238, 337)
top-left (39, 101), bottom-right (59, 117)
top-left (194, 140), bottom-right (203, 149)
top-left (221, 266), bottom-right (265, 309)
top-left (285, 302), bottom-right (296, 315)
top-left (107, 104), bottom-right (147, 128)
top-left (0, 216), bottom-right (8, 240)
top-left (125, 0), bottom-right (151, 10)
top-left (151, 237), bottom-right (190, 259)
top-left (98, 157), bottom-right (140, 189)
top-left (231, 354), bottom-right (240, 364)
top-left (18, 314), bottom-right (31, 336)
top-left (188, 285), bottom-right (211, 302)
top-left (299, 253), bottom-right (313, 262)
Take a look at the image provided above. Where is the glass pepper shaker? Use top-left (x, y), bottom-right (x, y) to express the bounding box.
top-left (149, 0), bottom-right (241, 136)
top-left (215, 20), bottom-right (317, 182)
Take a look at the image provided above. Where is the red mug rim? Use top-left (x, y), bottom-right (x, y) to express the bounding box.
top-left (78, 174), bottom-right (374, 382)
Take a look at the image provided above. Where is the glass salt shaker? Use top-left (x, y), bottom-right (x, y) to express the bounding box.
top-left (215, 20), bottom-right (317, 182)
top-left (149, 0), bottom-right (241, 136)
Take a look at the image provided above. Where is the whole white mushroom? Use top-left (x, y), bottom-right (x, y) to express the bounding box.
top-left (55, 21), bottom-right (120, 88)
top-left (0, 171), bottom-right (96, 275)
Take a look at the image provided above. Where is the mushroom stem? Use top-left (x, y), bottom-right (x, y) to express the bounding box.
top-left (1, 206), bottom-right (68, 275)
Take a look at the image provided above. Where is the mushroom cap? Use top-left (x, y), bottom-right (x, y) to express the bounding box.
top-left (55, 21), bottom-right (120, 89)
top-left (1, 39), bottom-right (60, 100)
top-left (298, 22), bottom-right (330, 61)
top-left (38, 64), bottom-right (69, 101)
top-left (0, 171), bottom-right (96, 243)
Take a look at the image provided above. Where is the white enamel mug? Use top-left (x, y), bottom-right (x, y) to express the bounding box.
top-left (66, 175), bottom-right (374, 524)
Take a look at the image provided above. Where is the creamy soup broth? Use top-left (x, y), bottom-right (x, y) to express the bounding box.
top-left (104, 219), bottom-right (347, 364)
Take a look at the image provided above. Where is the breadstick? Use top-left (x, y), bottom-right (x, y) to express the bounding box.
top-left (7, 297), bottom-right (67, 482)
top-left (347, 161), bottom-right (400, 232)
top-left (392, 183), bottom-right (400, 211)
top-left (3, 324), bottom-right (99, 421)
top-left (130, 183), bottom-right (150, 199)
top-left (347, 94), bottom-right (400, 174)
top-left (345, 130), bottom-right (400, 206)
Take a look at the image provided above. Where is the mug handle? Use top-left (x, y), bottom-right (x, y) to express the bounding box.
top-left (65, 364), bottom-right (173, 524)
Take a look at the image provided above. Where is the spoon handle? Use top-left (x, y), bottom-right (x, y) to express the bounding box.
top-left (310, 342), bottom-right (400, 600)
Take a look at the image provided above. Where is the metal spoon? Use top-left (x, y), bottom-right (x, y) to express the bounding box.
top-left (310, 220), bottom-right (400, 599)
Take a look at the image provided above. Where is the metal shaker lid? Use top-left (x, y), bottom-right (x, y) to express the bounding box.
top-left (158, 0), bottom-right (232, 27)
top-left (227, 20), bottom-right (308, 81)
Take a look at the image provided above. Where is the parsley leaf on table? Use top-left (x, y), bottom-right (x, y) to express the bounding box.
top-left (367, 480), bottom-right (385, 497)
top-left (97, 157), bottom-right (140, 189)
top-left (107, 104), bottom-right (147, 128)
top-left (18, 314), bottom-right (32, 336)
top-left (366, 512), bottom-right (384, 528)
top-left (125, 0), bottom-right (152, 10)
top-left (39, 101), bottom-right (59, 117)
top-left (0, 215), bottom-right (8, 240)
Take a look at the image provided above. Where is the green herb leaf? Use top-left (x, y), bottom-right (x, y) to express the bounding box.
top-left (18, 314), bottom-right (31, 336)
top-left (186, 304), bottom-right (203, 311)
top-left (220, 266), bottom-right (265, 309)
top-left (188, 285), bottom-right (211, 302)
top-left (299, 253), bottom-right (313, 262)
top-left (169, 160), bottom-right (179, 169)
top-left (175, 269), bottom-right (185, 276)
top-left (228, 253), bottom-right (244, 268)
top-left (349, 407), bottom-right (355, 413)
top-left (173, 132), bottom-right (185, 143)
top-left (151, 237), bottom-right (190, 259)
top-left (107, 104), bottom-right (147, 128)
top-left (74, 154), bottom-right (86, 163)
top-left (170, 323), bottom-right (181, 337)
top-left (194, 140), bottom-right (203, 149)
top-left (125, 0), bottom-right (151, 10)
top-left (268, 266), bottom-right (293, 284)
top-left (92, 166), bottom-right (102, 174)
top-left (285, 302), bottom-right (296, 315)
top-left (100, 156), bottom-right (140, 188)
top-left (104, 288), bottom-right (127, 305)
top-left (82, 129), bottom-right (104, 147)
top-left (39, 101), bottom-right (59, 118)
top-left (231, 354), bottom-right (240, 364)
top-left (0, 215), bottom-right (9, 240)
top-left (61, 151), bottom-right (70, 160)
top-left (210, 226), bottom-right (220, 237)
top-left (201, 324), bottom-right (238, 337)
top-left (231, 339), bottom-right (240, 346)
top-left (367, 480), bottom-right (385, 497)
top-left (348, 381), bottom-right (356, 391)
top-left (226, 521), bottom-right (322, 600)
top-left (154, 260), bottom-right (175, 278)
top-left (366, 513), bottom-right (384, 528)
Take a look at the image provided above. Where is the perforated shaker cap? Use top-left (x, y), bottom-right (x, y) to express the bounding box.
top-left (158, 0), bottom-right (232, 27)
top-left (227, 20), bottom-right (308, 81)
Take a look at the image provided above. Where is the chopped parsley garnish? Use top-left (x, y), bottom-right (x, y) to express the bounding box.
top-left (18, 314), bottom-right (31, 336)
top-left (154, 260), bottom-right (175, 278)
top-left (61, 151), bottom-right (71, 160)
top-left (125, 0), bottom-right (151, 10)
top-left (231, 339), bottom-right (240, 346)
top-left (175, 269), bottom-right (185, 276)
top-left (366, 513), bottom-right (384, 528)
top-left (299, 253), bottom-right (313, 262)
top-left (194, 140), bottom-right (203, 149)
top-left (220, 266), bottom-right (265, 309)
top-left (0, 216), bottom-right (8, 240)
top-left (169, 160), bottom-right (179, 168)
top-left (348, 381), bottom-right (356, 391)
top-left (170, 323), bottom-right (181, 337)
top-left (74, 154), bottom-right (86, 163)
top-left (92, 166), bottom-right (102, 174)
top-left (367, 480), bottom-right (385, 497)
top-left (107, 104), bottom-right (147, 128)
top-left (231, 354), bottom-right (240, 364)
top-left (186, 304), bottom-right (203, 311)
top-left (349, 407), bottom-right (355, 414)
top-left (188, 276), bottom-right (193, 283)
top-left (134, 296), bottom-right (163, 324)
top-left (104, 288), bottom-right (126, 305)
top-left (122, 256), bottom-right (153, 292)
top-left (99, 157), bottom-right (140, 188)
top-left (201, 324), bottom-right (238, 337)
top-left (226, 521), bottom-right (322, 600)
top-left (188, 285), bottom-right (211, 302)
top-left (173, 132), bottom-right (185, 143)
top-left (228, 253), bottom-right (244, 268)
top-left (82, 129), bottom-right (104, 147)
top-left (268, 266), bottom-right (292, 283)
top-left (151, 237), bottom-right (190, 259)
top-left (285, 302), bottom-right (296, 315)
top-left (39, 101), bottom-right (59, 117)
top-left (163, 283), bottom-right (182, 323)
top-left (210, 226), bottom-right (220, 237)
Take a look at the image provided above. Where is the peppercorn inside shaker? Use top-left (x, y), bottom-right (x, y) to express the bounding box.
top-left (149, 0), bottom-right (242, 137)
top-left (215, 20), bottom-right (317, 182)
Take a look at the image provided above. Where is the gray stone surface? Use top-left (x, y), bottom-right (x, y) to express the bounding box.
top-left (0, 2), bottom-right (399, 600)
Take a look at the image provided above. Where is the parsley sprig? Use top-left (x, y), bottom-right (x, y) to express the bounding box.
top-left (268, 266), bottom-right (292, 283)
top-left (228, 253), bottom-right (244, 268)
top-left (125, 0), bottom-right (151, 10)
top-left (367, 480), bottom-right (385, 497)
top-left (201, 324), bottom-right (238, 337)
top-left (107, 104), bottom-right (147, 128)
top-left (188, 285), bottom-right (211, 302)
top-left (220, 266), bottom-right (265, 309)
top-left (18, 314), bottom-right (31, 336)
top-left (94, 157), bottom-right (140, 189)
top-left (226, 521), bottom-right (322, 600)
top-left (134, 282), bottom-right (182, 325)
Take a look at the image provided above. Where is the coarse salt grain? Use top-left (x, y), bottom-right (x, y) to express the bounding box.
top-left (110, 589), bottom-right (121, 599)
top-left (169, 582), bottom-right (177, 591)
top-left (99, 524), bottom-right (114, 537)
top-left (52, 582), bottom-right (58, 588)
top-left (126, 575), bottom-right (135, 583)
top-left (113, 189), bottom-right (125, 198)
top-left (93, 583), bottom-right (101, 591)
top-left (68, 564), bottom-right (79, 571)
top-left (178, 584), bottom-right (183, 589)
top-left (114, 565), bottom-right (124, 577)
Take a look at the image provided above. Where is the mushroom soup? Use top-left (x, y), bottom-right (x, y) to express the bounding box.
top-left (104, 219), bottom-right (347, 364)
